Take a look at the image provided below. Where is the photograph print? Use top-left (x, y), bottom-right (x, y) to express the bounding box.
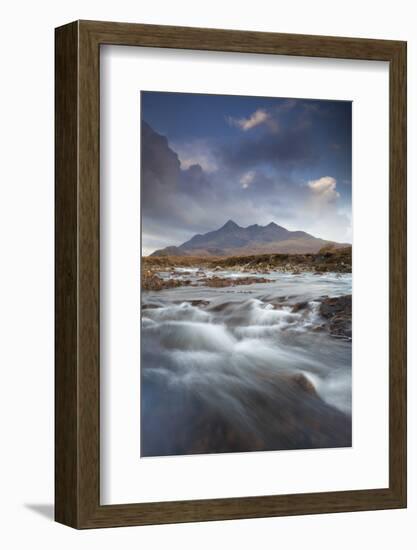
top-left (140, 91), bottom-right (352, 458)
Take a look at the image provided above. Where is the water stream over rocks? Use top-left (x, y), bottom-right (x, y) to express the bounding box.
top-left (141, 269), bottom-right (352, 457)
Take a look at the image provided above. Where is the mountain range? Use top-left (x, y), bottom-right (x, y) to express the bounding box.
top-left (150, 220), bottom-right (349, 257)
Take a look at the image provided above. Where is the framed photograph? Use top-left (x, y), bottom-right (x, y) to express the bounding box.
top-left (55, 20), bottom-right (406, 528)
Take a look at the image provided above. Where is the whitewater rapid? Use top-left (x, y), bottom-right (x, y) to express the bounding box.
top-left (141, 270), bottom-right (352, 457)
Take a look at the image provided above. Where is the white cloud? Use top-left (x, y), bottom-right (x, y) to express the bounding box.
top-left (289, 176), bottom-right (351, 243)
top-left (228, 109), bottom-right (270, 131)
top-left (240, 170), bottom-right (256, 189)
top-left (307, 176), bottom-right (340, 203)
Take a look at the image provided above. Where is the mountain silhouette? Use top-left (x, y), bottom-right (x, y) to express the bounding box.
top-left (150, 221), bottom-right (349, 257)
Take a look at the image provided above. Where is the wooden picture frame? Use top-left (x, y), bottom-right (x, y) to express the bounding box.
top-left (55, 20), bottom-right (407, 529)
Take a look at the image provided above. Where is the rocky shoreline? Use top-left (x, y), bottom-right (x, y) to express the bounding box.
top-left (142, 247), bottom-right (351, 291)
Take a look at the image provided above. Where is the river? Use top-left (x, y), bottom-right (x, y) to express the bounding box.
top-left (141, 268), bottom-right (352, 457)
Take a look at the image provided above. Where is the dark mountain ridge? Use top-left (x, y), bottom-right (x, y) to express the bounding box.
top-left (150, 220), bottom-right (349, 257)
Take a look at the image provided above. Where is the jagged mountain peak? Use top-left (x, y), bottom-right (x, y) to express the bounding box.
top-left (221, 219), bottom-right (240, 230)
top-left (150, 220), bottom-right (348, 257)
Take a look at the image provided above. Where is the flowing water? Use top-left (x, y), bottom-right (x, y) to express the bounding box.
top-left (141, 269), bottom-right (352, 457)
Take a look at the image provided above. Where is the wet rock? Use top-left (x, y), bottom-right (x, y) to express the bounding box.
top-left (319, 295), bottom-right (352, 339)
top-left (187, 300), bottom-right (210, 308)
top-left (203, 276), bottom-right (269, 288)
top-left (142, 272), bottom-right (191, 291)
top-left (291, 301), bottom-right (309, 313)
top-left (319, 295), bottom-right (351, 318)
top-left (329, 315), bottom-right (352, 339)
top-left (292, 373), bottom-right (317, 396)
top-left (141, 303), bottom-right (160, 310)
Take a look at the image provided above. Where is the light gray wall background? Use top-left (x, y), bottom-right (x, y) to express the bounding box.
top-left (0, 1), bottom-right (414, 547)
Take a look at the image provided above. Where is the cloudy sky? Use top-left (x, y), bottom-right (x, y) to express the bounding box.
top-left (141, 91), bottom-right (352, 255)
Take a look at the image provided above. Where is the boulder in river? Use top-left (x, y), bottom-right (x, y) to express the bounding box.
top-left (319, 295), bottom-right (352, 339)
top-left (292, 373), bottom-right (318, 396)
